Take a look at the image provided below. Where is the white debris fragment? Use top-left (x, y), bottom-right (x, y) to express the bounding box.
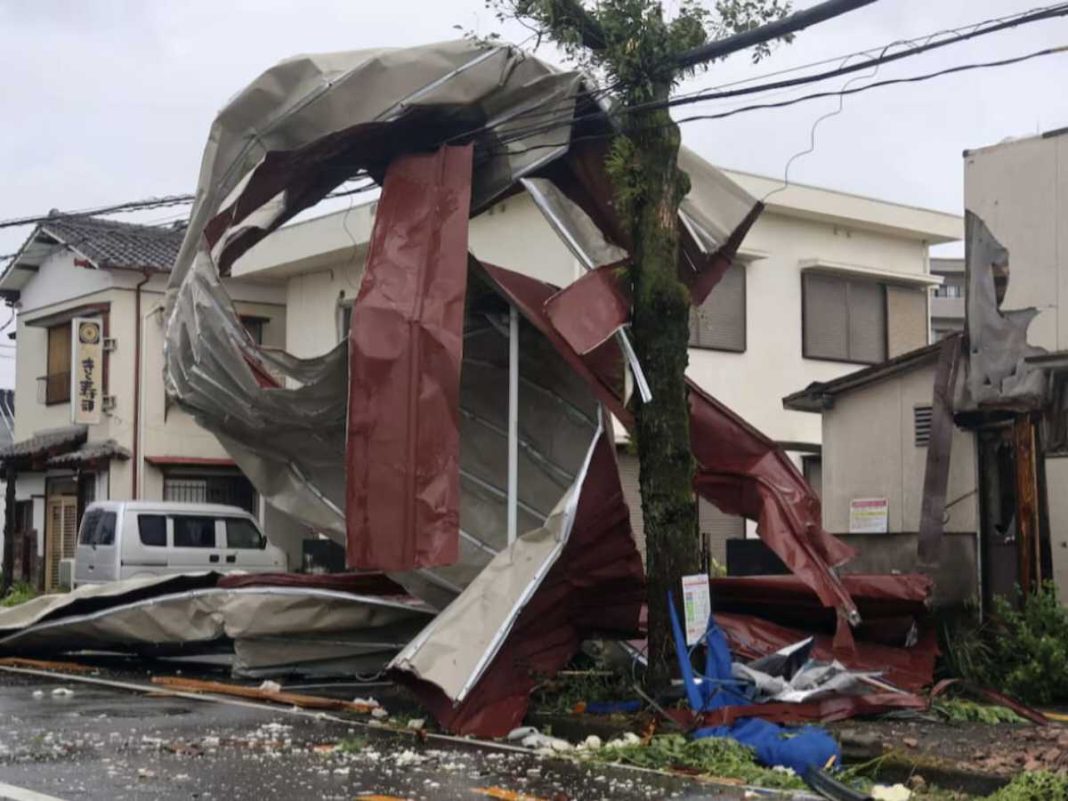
top-left (51, 688), bottom-right (74, 697)
top-left (31, 690), bottom-right (43, 699)
top-left (258, 680), bottom-right (282, 693)
top-left (872, 785), bottom-right (912, 801)
top-left (507, 726), bottom-right (538, 741)
top-left (581, 735), bottom-right (602, 751)
top-left (352, 697), bottom-right (380, 708)
top-left (406, 718), bottom-right (425, 731)
top-left (371, 707), bottom-right (389, 719)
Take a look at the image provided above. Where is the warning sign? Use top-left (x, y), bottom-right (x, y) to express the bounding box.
top-left (849, 497), bottom-right (889, 534)
top-left (681, 573), bottom-right (712, 646)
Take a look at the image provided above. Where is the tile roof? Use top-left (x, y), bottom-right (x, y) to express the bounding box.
top-left (0, 425), bottom-right (87, 464)
top-left (39, 215), bottom-right (185, 272)
top-left (47, 439), bottom-right (130, 468)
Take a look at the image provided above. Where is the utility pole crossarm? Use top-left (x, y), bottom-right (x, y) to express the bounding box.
top-left (675, 0), bottom-right (879, 69)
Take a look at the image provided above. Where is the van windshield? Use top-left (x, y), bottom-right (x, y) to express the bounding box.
top-left (226, 518), bottom-right (265, 549)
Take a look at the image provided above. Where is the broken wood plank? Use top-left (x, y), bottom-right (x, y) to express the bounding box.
top-left (150, 676), bottom-right (376, 714)
top-left (0, 657), bottom-right (96, 674)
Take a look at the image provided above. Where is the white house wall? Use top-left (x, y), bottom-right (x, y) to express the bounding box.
top-left (821, 364), bottom-right (978, 535)
top-left (964, 133), bottom-right (1068, 352)
top-left (688, 211), bottom-right (932, 446)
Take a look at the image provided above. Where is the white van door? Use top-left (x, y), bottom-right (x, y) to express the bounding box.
top-left (119, 511), bottom-right (169, 579)
top-left (220, 516), bottom-right (276, 572)
top-left (75, 508), bottom-right (119, 584)
top-left (169, 514), bottom-right (223, 573)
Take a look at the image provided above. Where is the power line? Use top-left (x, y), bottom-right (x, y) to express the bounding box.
top-left (676, 0), bottom-right (880, 70)
top-left (484, 44), bottom-right (1068, 158)
top-left (0, 176), bottom-right (378, 234)
top-left (484, 1), bottom-right (1068, 150)
top-left (3, 2), bottom-right (1066, 238)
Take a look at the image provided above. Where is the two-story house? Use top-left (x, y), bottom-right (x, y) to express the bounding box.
top-left (232, 151), bottom-right (961, 562)
top-left (0, 215), bottom-right (288, 589)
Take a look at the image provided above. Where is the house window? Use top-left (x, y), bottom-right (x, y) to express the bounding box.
top-left (803, 273), bottom-right (886, 364)
top-left (44, 323), bottom-right (72, 404)
top-left (240, 316), bottom-right (267, 346)
top-left (338, 302), bottom-right (353, 343)
top-left (689, 262), bottom-right (746, 353)
top-left (934, 283), bottom-right (963, 299)
top-left (802, 455), bottom-right (823, 499)
top-left (914, 405), bottom-right (933, 447)
top-left (163, 469), bottom-right (257, 514)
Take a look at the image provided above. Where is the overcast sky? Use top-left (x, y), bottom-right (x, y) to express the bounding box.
top-left (1, 0), bottom-right (1067, 387)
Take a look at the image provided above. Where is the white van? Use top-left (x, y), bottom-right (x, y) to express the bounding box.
top-left (74, 501), bottom-right (287, 586)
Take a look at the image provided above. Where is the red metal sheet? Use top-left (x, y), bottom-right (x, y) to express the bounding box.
top-left (543, 266), bottom-right (630, 355)
top-left (716, 612), bottom-right (937, 693)
top-left (395, 427), bottom-right (645, 736)
top-left (483, 260), bottom-right (857, 622)
top-left (689, 382), bottom-right (859, 622)
top-left (346, 144), bottom-right (473, 571)
top-left (663, 691), bottom-right (927, 728)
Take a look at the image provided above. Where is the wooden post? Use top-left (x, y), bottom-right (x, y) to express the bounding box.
top-left (1, 462), bottom-right (16, 596)
top-left (1014, 415), bottom-right (1041, 593)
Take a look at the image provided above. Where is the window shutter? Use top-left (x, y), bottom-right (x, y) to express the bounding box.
top-left (691, 262), bottom-right (746, 352)
top-left (847, 279), bottom-right (886, 363)
top-left (886, 285), bottom-right (927, 357)
top-left (803, 273), bottom-right (849, 360)
top-left (914, 405), bottom-right (933, 446)
top-left (46, 324), bottom-right (72, 403)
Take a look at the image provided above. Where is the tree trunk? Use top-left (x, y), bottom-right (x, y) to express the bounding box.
top-left (626, 90), bottom-right (700, 689)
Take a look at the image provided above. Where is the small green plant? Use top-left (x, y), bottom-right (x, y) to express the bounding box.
top-left (985, 770), bottom-right (1068, 801)
top-left (932, 698), bottom-right (1025, 725)
top-left (529, 669), bottom-right (635, 716)
top-left (589, 734), bottom-right (806, 790)
top-left (0, 582), bottom-right (38, 608)
top-left (979, 583), bottom-right (1068, 705)
top-left (336, 736), bottom-right (367, 753)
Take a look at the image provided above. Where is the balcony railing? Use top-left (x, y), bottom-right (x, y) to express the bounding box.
top-left (37, 372), bottom-right (71, 405)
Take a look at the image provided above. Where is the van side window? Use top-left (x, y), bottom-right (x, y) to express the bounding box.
top-left (78, 510), bottom-right (116, 546)
top-left (173, 516), bottom-right (217, 548)
top-left (96, 512), bottom-right (117, 546)
top-left (78, 509), bottom-right (102, 545)
top-left (226, 518), bottom-right (265, 550)
top-left (138, 515), bottom-right (167, 547)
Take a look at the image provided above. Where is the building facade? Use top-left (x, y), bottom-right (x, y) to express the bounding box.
top-left (0, 217), bottom-right (291, 589)
top-left (233, 153), bottom-right (960, 561)
top-left (930, 257), bottom-right (965, 341)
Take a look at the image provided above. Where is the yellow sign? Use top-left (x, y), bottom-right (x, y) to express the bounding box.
top-left (71, 318), bottom-right (103, 425)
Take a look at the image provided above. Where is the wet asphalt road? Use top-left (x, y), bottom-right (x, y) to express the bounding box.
top-left (0, 670), bottom-right (757, 801)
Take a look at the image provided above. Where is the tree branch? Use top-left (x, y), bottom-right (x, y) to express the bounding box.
top-left (541, 0), bottom-right (608, 52)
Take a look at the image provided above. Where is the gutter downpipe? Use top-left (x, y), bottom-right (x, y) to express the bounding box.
top-left (131, 270), bottom-right (151, 499)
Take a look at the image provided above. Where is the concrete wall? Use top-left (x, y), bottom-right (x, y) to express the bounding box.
top-left (1048, 457), bottom-right (1068, 596)
top-left (837, 531), bottom-right (979, 606)
top-left (965, 132), bottom-right (1068, 352)
top-left (821, 362), bottom-right (979, 535)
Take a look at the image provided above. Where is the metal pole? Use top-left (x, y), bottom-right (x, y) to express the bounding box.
top-left (675, 0), bottom-right (879, 70)
top-left (507, 305), bottom-right (519, 546)
top-left (1, 463), bottom-right (16, 597)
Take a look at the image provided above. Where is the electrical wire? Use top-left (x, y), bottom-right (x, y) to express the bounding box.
top-left (2, 2), bottom-right (1066, 236)
top-left (480, 1), bottom-right (1068, 151)
top-left (482, 44), bottom-right (1068, 158)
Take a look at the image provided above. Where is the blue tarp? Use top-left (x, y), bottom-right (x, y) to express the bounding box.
top-left (668, 592), bottom-right (841, 775)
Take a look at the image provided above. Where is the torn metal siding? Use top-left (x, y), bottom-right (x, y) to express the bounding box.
top-left (164, 42), bottom-right (586, 542)
top-left (961, 210), bottom-right (1047, 410)
top-left (391, 421), bottom-right (645, 736)
top-left (346, 145), bottom-right (473, 571)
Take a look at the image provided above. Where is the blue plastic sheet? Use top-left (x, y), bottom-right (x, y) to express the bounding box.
top-left (668, 592), bottom-right (841, 775)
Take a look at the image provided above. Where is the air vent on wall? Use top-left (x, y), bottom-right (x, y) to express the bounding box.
top-left (914, 405), bottom-right (933, 446)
